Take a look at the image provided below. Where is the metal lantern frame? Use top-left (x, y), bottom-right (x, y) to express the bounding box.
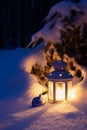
top-left (47, 60), bottom-right (73, 103)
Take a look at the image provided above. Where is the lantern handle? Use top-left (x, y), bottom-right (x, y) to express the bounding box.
top-left (39, 94), bottom-right (42, 98)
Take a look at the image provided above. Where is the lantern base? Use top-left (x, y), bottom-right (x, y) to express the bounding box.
top-left (48, 99), bottom-right (67, 103)
top-left (48, 99), bottom-right (57, 103)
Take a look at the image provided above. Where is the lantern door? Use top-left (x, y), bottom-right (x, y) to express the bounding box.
top-left (55, 82), bottom-right (65, 101)
top-left (48, 81), bottom-right (54, 101)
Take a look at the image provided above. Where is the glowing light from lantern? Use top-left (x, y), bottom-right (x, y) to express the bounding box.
top-left (55, 82), bottom-right (65, 101)
top-left (48, 81), bottom-right (54, 100)
top-left (48, 80), bottom-right (77, 102)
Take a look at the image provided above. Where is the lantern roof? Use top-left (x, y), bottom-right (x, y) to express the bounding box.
top-left (48, 70), bottom-right (73, 81)
top-left (48, 60), bottom-right (73, 81)
top-left (52, 60), bottom-right (67, 70)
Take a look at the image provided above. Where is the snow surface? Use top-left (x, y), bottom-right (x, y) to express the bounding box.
top-left (0, 0), bottom-right (87, 129)
top-left (0, 47), bottom-right (87, 130)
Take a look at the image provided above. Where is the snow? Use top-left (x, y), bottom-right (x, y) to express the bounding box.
top-left (29, 0), bottom-right (87, 46)
top-left (0, 47), bottom-right (87, 130)
top-left (0, 0), bottom-right (87, 129)
top-left (44, 1), bottom-right (80, 20)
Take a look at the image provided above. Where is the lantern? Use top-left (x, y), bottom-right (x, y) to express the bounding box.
top-left (47, 60), bottom-right (73, 103)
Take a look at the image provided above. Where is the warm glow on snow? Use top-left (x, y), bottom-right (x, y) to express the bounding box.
top-left (70, 87), bottom-right (77, 100)
top-left (0, 0), bottom-right (87, 129)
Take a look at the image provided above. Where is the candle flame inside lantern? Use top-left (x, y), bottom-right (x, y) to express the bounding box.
top-left (56, 82), bottom-right (65, 101)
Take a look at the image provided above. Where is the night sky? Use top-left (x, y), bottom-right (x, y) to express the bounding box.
top-left (0, 0), bottom-right (61, 48)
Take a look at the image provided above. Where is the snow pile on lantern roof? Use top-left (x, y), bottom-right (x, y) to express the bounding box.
top-left (48, 60), bottom-right (73, 81)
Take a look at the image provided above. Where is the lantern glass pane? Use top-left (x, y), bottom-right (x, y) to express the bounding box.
top-left (48, 81), bottom-right (53, 100)
top-left (67, 81), bottom-right (72, 99)
top-left (55, 82), bottom-right (65, 101)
